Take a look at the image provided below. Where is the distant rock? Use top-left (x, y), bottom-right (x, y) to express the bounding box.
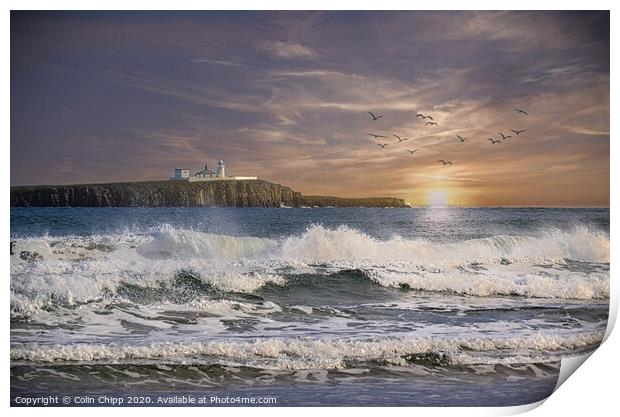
top-left (301, 195), bottom-right (407, 208)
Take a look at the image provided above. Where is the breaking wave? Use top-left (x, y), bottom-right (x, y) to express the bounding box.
top-left (11, 330), bottom-right (605, 369)
top-left (280, 224), bottom-right (609, 264)
top-left (10, 224), bottom-right (610, 315)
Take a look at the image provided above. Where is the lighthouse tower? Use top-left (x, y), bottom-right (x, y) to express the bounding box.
top-left (216, 160), bottom-right (226, 178)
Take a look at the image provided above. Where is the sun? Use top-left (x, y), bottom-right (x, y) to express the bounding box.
top-left (428, 190), bottom-right (449, 207)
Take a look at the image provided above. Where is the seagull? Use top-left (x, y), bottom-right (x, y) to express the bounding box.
top-left (426, 121), bottom-right (439, 126)
top-left (498, 132), bottom-right (512, 140)
top-left (456, 135), bottom-right (467, 143)
top-left (377, 143), bottom-right (390, 149)
top-left (368, 133), bottom-right (387, 139)
top-left (514, 108), bottom-right (528, 115)
top-left (437, 160), bottom-right (453, 166)
top-left (488, 138), bottom-right (501, 144)
top-left (510, 129), bottom-right (527, 135)
top-left (368, 111), bottom-right (384, 121)
top-left (406, 149), bottom-right (418, 155)
top-left (416, 113), bottom-right (425, 119)
top-left (423, 115), bottom-right (434, 120)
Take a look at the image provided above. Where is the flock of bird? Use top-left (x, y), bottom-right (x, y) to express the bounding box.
top-left (366, 108), bottom-right (529, 167)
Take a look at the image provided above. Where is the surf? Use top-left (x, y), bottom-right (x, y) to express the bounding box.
top-left (10, 224), bottom-right (610, 315)
top-left (10, 330), bottom-right (605, 369)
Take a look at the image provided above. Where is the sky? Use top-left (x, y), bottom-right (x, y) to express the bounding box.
top-left (11, 11), bottom-right (610, 206)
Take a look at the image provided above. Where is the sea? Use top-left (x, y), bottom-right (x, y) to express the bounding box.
top-left (10, 207), bottom-right (610, 406)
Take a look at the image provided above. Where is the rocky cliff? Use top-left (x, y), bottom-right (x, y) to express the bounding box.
top-left (11, 180), bottom-right (409, 208)
top-left (301, 195), bottom-right (408, 208)
top-left (11, 180), bottom-right (303, 208)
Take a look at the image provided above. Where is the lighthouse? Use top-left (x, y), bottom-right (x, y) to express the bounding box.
top-left (216, 160), bottom-right (226, 178)
top-left (174, 159), bottom-right (257, 182)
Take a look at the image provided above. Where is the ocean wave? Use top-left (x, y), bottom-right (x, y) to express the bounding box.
top-left (11, 223), bottom-right (610, 265)
top-left (279, 224), bottom-right (609, 264)
top-left (10, 224), bottom-right (610, 314)
top-left (11, 330), bottom-right (604, 369)
top-left (367, 266), bottom-right (609, 299)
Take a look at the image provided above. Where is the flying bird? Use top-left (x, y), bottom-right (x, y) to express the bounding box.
top-left (393, 134), bottom-right (409, 142)
top-left (426, 121), bottom-right (439, 126)
top-left (416, 113), bottom-right (434, 120)
top-left (488, 138), bottom-right (501, 144)
top-left (368, 133), bottom-right (387, 139)
top-left (406, 149), bottom-right (418, 155)
top-left (510, 129), bottom-right (527, 135)
top-left (368, 111), bottom-right (384, 121)
top-left (437, 160), bottom-right (453, 166)
top-left (377, 143), bottom-right (390, 149)
top-left (514, 108), bottom-right (528, 115)
top-left (498, 132), bottom-right (512, 140)
top-left (456, 135), bottom-right (467, 143)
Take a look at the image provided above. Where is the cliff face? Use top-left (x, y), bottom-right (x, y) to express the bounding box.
top-left (11, 180), bottom-right (303, 208)
top-left (301, 195), bottom-right (408, 208)
top-left (11, 180), bottom-right (409, 208)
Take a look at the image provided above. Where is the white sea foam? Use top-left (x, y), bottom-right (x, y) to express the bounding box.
top-left (11, 330), bottom-right (605, 369)
top-left (189, 299), bottom-right (282, 316)
top-left (367, 266), bottom-right (609, 299)
top-left (10, 224), bottom-right (610, 315)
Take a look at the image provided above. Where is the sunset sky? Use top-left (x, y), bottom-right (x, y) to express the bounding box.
top-left (11, 11), bottom-right (610, 206)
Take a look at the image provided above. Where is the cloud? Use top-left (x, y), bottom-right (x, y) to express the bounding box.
top-left (269, 69), bottom-right (354, 78)
top-left (456, 11), bottom-right (599, 51)
top-left (564, 126), bottom-right (610, 136)
top-left (259, 40), bottom-right (317, 59)
top-left (192, 57), bottom-right (251, 67)
top-left (433, 99), bottom-right (462, 110)
top-left (96, 67), bottom-right (267, 113)
top-left (522, 63), bottom-right (597, 83)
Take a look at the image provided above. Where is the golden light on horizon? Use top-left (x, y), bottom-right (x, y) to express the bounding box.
top-left (428, 190), bottom-right (450, 207)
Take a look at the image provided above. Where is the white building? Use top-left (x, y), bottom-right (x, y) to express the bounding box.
top-left (191, 164), bottom-right (219, 180)
top-left (216, 160), bottom-right (226, 178)
top-left (170, 168), bottom-right (190, 180)
top-left (171, 160), bottom-right (257, 182)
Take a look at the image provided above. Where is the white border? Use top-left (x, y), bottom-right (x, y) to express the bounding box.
top-left (3, 1), bottom-right (616, 416)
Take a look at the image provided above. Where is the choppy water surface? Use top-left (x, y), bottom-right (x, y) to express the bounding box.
top-left (10, 207), bottom-right (609, 406)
